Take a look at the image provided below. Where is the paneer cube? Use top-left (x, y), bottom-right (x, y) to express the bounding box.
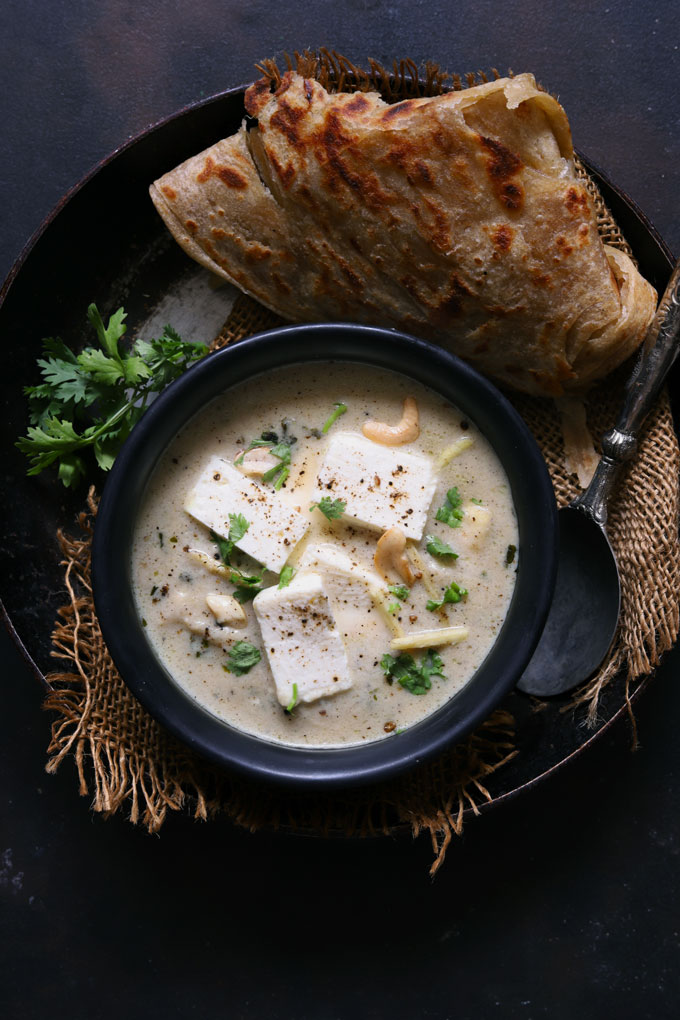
top-left (297, 543), bottom-right (382, 610)
top-left (184, 457), bottom-right (309, 573)
top-left (253, 573), bottom-right (353, 706)
top-left (314, 433), bottom-right (436, 540)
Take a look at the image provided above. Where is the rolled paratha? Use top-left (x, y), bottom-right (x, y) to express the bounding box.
top-left (150, 72), bottom-right (656, 397)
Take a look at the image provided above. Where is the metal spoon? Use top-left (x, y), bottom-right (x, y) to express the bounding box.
top-left (517, 259), bottom-right (680, 696)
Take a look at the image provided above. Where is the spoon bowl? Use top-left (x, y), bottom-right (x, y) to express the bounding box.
top-left (517, 258), bottom-right (680, 697)
top-left (516, 506), bottom-right (620, 696)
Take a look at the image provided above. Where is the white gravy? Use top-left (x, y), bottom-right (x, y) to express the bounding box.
top-left (131, 362), bottom-right (518, 748)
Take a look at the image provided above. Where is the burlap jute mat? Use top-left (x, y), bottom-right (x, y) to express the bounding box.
top-left (42, 56), bottom-right (680, 873)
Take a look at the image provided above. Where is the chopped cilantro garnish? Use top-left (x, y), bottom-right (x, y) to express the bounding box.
top-left (226, 640), bottom-right (261, 676)
top-left (425, 534), bottom-right (458, 559)
top-left (285, 682), bottom-right (299, 713)
top-left (278, 565), bottom-right (296, 589)
top-left (309, 497), bottom-right (346, 521)
top-left (470, 497), bottom-right (483, 505)
top-left (210, 517), bottom-right (264, 598)
top-left (210, 513), bottom-right (250, 565)
top-left (238, 428), bottom-right (296, 489)
top-left (388, 584), bottom-right (410, 601)
top-left (387, 601), bottom-right (401, 615)
top-left (17, 303), bottom-right (208, 487)
top-left (435, 487), bottom-right (464, 528)
top-left (321, 402), bottom-right (347, 433)
top-left (426, 581), bottom-right (468, 612)
top-left (380, 649), bottom-right (446, 695)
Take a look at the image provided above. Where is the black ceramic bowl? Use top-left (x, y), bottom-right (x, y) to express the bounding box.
top-left (93, 323), bottom-right (557, 789)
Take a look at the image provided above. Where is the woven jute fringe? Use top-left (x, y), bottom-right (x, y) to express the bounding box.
top-left (43, 56), bottom-right (680, 874)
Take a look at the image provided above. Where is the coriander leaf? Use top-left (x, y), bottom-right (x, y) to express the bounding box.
top-left (226, 640), bottom-right (261, 676)
top-left (426, 580), bottom-right (468, 612)
top-left (425, 534), bottom-right (459, 559)
top-left (17, 303), bottom-right (209, 486)
top-left (87, 303), bottom-right (126, 362)
top-left (232, 585), bottom-right (261, 604)
top-left (380, 649), bottom-right (446, 695)
top-left (387, 601), bottom-right (401, 615)
top-left (57, 453), bottom-right (87, 489)
top-left (388, 584), bottom-right (410, 601)
top-left (227, 569), bottom-right (262, 589)
top-left (210, 514), bottom-right (250, 566)
top-left (76, 348), bottom-right (125, 385)
top-left (321, 402), bottom-right (347, 433)
top-left (310, 497), bottom-right (346, 521)
top-left (278, 565), bottom-right (296, 589)
top-left (285, 682), bottom-right (299, 713)
top-left (272, 466), bottom-right (289, 491)
top-left (268, 442), bottom-right (292, 464)
top-left (210, 529), bottom-right (233, 566)
top-left (435, 487), bottom-right (464, 528)
top-left (228, 513), bottom-right (250, 545)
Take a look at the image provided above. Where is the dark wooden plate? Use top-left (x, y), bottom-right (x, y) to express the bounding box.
top-left (0, 84), bottom-right (674, 816)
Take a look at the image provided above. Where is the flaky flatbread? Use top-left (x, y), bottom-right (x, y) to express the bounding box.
top-left (150, 72), bottom-right (656, 397)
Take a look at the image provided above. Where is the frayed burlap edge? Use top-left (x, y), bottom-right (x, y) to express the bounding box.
top-left (42, 55), bottom-right (680, 873)
top-left (45, 488), bottom-right (519, 873)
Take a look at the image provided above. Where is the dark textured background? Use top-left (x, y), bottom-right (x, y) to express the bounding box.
top-left (2, 2), bottom-right (679, 1017)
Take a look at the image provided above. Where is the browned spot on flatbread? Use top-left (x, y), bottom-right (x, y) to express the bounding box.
top-left (556, 235), bottom-right (574, 257)
top-left (185, 219), bottom-right (198, 235)
top-left (565, 185), bottom-right (589, 214)
top-left (530, 267), bottom-right (553, 287)
top-left (381, 99), bottom-right (416, 120)
top-left (161, 184), bottom-right (177, 201)
top-left (478, 135), bottom-right (524, 210)
top-left (437, 272), bottom-right (472, 318)
top-left (269, 152), bottom-right (296, 189)
top-left (244, 242), bottom-right (272, 262)
top-left (316, 111), bottom-right (391, 210)
top-left (490, 223), bottom-right (514, 253)
top-left (244, 77), bottom-right (273, 117)
top-left (411, 197), bottom-right (451, 252)
top-left (196, 155), bottom-right (248, 189)
top-left (270, 95), bottom-right (309, 146)
top-left (344, 93), bottom-right (370, 113)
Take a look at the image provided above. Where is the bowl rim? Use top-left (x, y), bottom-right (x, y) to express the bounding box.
top-left (92, 322), bottom-right (558, 789)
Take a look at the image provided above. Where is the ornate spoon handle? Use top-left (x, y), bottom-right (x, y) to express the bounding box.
top-left (574, 259), bottom-right (680, 525)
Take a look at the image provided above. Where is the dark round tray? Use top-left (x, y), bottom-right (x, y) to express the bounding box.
top-left (0, 83), bottom-right (675, 820)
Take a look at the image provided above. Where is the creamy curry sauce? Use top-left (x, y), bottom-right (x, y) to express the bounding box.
top-left (131, 362), bottom-right (518, 748)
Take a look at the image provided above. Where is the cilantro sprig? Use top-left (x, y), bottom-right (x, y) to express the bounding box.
top-left (210, 516), bottom-right (264, 602)
top-left (278, 565), bottom-right (296, 589)
top-left (226, 640), bottom-right (262, 676)
top-left (380, 649), bottom-right (446, 695)
top-left (425, 534), bottom-right (458, 559)
top-left (236, 422), bottom-right (297, 490)
top-left (426, 581), bottom-right (468, 612)
top-left (17, 303), bottom-right (208, 488)
top-left (435, 487), bottom-right (464, 528)
top-left (310, 497), bottom-right (346, 521)
top-left (285, 682), bottom-right (299, 713)
top-left (321, 402), bottom-right (347, 433)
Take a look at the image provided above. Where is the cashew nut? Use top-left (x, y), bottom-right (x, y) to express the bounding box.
top-left (362, 396), bottom-right (420, 445)
top-left (206, 593), bottom-right (247, 626)
top-left (237, 446), bottom-right (279, 477)
top-left (374, 527), bottom-right (421, 585)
